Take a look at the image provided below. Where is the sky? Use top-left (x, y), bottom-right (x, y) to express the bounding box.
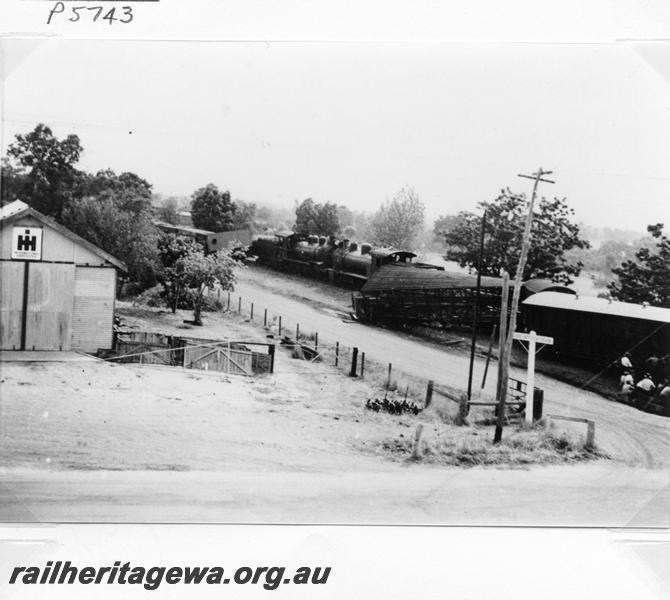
top-left (2, 38), bottom-right (669, 233)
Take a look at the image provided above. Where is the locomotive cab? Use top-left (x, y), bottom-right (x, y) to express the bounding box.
top-left (369, 249), bottom-right (417, 275)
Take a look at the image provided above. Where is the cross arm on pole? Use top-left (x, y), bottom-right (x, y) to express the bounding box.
top-left (518, 174), bottom-right (555, 184)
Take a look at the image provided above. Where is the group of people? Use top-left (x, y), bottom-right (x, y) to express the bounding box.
top-left (618, 352), bottom-right (670, 413)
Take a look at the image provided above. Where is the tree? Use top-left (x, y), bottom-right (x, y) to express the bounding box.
top-left (156, 196), bottom-right (180, 225)
top-left (608, 223), bottom-right (670, 307)
top-left (178, 249), bottom-right (238, 325)
top-left (317, 202), bottom-right (341, 236)
top-left (5, 124), bottom-right (84, 217)
top-left (294, 198), bottom-right (319, 234)
top-left (61, 195), bottom-right (160, 290)
top-left (343, 225), bottom-right (357, 239)
top-left (78, 169), bottom-right (153, 215)
top-left (294, 198), bottom-right (341, 236)
top-left (1, 157), bottom-right (28, 205)
top-left (371, 186), bottom-right (425, 249)
top-left (444, 188), bottom-right (589, 284)
top-left (352, 211), bottom-right (373, 241)
top-left (337, 205), bottom-right (354, 229)
top-left (231, 200), bottom-right (256, 231)
top-left (191, 184), bottom-right (236, 232)
top-left (433, 214), bottom-right (465, 244)
top-left (157, 233), bottom-right (203, 312)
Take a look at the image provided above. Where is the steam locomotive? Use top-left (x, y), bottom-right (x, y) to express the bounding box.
top-left (249, 232), bottom-right (425, 287)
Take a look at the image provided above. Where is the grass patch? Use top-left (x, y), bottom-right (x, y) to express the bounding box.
top-left (378, 424), bottom-right (609, 468)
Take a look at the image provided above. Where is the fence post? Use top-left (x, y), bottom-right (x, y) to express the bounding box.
top-left (269, 344), bottom-right (275, 374)
top-left (585, 420), bottom-right (596, 450)
top-left (227, 292), bottom-right (230, 311)
top-left (349, 347), bottom-right (358, 377)
top-left (457, 394), bottom-right (469, 425)
top-left (411, 424), bottom-right (424, 459)
top-left (296, 323), bottom-right (300, 340)
top-left (360, 352), bottom-right (365, 378)
top-left (238, 297), bottom-right (242, 313)
top-left (250, 303), bottom-right (254, 320)
top-left (386, 363), bottom-right (393, 389)
top-left (315, 332), bottom-right (318, 351)
top-left (425, 380), bottom-right (434, 408)
top-left (335, 342), bottom-right (339, 367)
top-left (278, 316), bottom-right (282, 337)
top-left (264, 308), bottom-right (267, 327)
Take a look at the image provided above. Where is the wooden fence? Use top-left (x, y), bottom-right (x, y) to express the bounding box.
top-left (112, 331), bottom-right (275, 375)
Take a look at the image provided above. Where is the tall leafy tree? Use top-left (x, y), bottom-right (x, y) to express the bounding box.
top-left (294, 198), bottom-right (341, 236)
top-left (5, 123), bottom-right (84, 217)
top-left (371, 186), bottom-right (425, 249)
top-left (79, 169), bottom-right (153, 215)
top-left (191, 184), bottom-right (236, 232)
top-left (608, 224), bottom-right (670, 307)
top-left (317, 202), bottom-right (341, 236)
top-left (444, 188), bottom-right (589, 284)
top-left (294, 198), bottom-right (319, 234)
top-left (61, 195), bottom-right (160, 290)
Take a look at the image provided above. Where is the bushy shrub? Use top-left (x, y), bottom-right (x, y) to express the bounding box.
top-left (133, 284), bottom-right (167, 308)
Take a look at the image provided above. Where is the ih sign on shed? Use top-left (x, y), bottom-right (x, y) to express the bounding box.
top-left (0, 200), bottom-right (127, 353)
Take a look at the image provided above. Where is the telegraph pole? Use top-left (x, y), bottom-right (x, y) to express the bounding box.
top-left (466, 209), bottom-right (487, 402)
top-left (493, 168), bottom-right (554, 443)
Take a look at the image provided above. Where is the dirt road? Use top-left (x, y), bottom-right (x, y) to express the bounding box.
top-left (1, 464), bottom-right (667, 526)
top-left (0, 350), bottom-right (667, 526)
top-left (234, 268), bottom-right (670, 469)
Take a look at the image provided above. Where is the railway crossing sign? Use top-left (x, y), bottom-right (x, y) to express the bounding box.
top-left (513, 330), bottom-right (554, 423)
top-left (513, 331), bottom-right (554, 345)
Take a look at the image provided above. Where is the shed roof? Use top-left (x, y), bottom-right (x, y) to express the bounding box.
top-left (523, 291), bottom-right (670, 323)
top-left (0, 199), bottom-right (29, 219)
top-left (1, 201), bottom-right (128, 272)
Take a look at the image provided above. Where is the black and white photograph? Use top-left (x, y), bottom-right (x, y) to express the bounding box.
top-left (1, 33), bottom-right (669, 530)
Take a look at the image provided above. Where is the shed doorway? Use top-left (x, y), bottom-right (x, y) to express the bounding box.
top-left (0, 262), bottom-right (75, 351)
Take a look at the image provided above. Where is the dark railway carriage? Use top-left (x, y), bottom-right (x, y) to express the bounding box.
top-left (522, 292), bottom-right (670, 368)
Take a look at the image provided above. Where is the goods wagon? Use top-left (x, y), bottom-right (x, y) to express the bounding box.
top-left (352, 263), bottom-right (574, 329)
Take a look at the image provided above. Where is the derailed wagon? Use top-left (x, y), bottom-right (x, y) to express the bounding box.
top-left (352, 263), bottom-right (573, 330)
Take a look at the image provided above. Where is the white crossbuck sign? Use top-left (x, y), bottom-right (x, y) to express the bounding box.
top-left (512, 331), bottom-right (554, 422)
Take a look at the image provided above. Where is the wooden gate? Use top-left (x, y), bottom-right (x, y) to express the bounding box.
top-left (183, 342), bottom-right (253, 375)
top-left (112, 332), bottom-right (274, 375)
